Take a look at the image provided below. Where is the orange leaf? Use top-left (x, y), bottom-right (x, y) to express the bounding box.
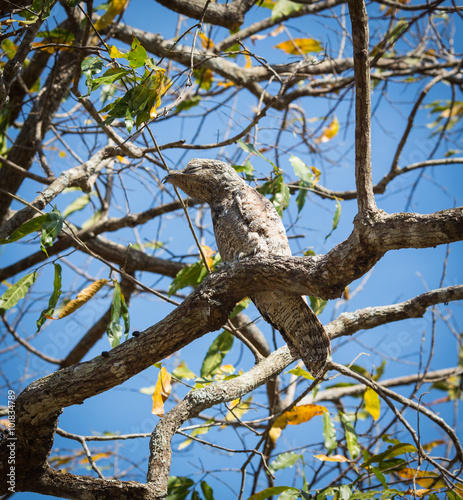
top-left (57, 279), bottom-right (108, 319)
top-left (274, 37), bottom-right (323, 55)
top-left (316, 116), bottom-right (339, 143)
top-left (313, 454), bottom-right (350, 462)
top-left (151, 367), bottom-right (172, 417)
top-left (273, 404), bottom-right (327, 430)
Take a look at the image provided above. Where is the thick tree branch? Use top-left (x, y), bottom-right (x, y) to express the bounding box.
top-left (155, 0), bottom-right (256, 29)
top-left (327, 284), bottom-right (463, 338)
top-left (348, 0), bottom-right (376, 215)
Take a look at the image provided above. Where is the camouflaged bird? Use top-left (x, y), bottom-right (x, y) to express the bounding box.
top-left (164, 158), bottom-right (330, 377)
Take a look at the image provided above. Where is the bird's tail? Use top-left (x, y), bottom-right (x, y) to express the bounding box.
top-left (252, 291), bottom-right (331, 377)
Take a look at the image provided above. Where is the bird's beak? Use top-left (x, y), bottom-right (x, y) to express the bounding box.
top-left (162, 172), bottom-right (178, 184)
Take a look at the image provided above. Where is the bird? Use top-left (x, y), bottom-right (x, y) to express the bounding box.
top-left (163, 158), bottom-right (331, 377)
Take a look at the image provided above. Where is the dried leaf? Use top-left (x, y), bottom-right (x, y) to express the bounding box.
top-left (57, 279), bottom-right (108, 319)
top-left (275, 37), bottom-right (323, 55)
top-left (152, 367), bottom-right (172, 416)
top-left (270, 404), bottom-right (327, 442)
top-left (314, 454), bottom-right (349, 462)
top-left (395, 468), bottom-right (446, 489)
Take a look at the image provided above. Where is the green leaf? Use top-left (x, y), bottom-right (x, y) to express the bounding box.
top-left (1, 39), bottom-right (17, 60)
top-left (338, 485), bottom-right (351, 500)
top-left (233, 161), bottom-right (254, 177)
top-left (237, 139), bottom-right (276, 169)
top-left (295, 183), bottom-right (308, 213)
top-left (373, 360), bottom-right (386, 381)
top-left (287, 366), bottom-right (315, 380)
top-left (128, 36), bottom-right (147, 68)
top-left (36, 263), bottom-right (62, 331)
top-left (258, 174), bottom-right (290, 216)
top-left (172, 361), bottom-right (196, 381)
top-left (36, 27), bottom-right (75, 43)
top-left (340, 412), bottom-right (360, 460)
top-left (0, 272), bottom-right (37, 315)
top-left (271, 0), bottom-right (303, 20)
top-left (176, 95), bottom-right (201, 112)
top-left (200, 481), bottom-right (215, 500)
top-left (268, 452), bottom-right (302, 473)
top-left (106, 281), bottom-right (130, 348)
top-left (348, 489), bottom-right (402, 500)
top-left (121, 292), bottom-right (129, 335)
top-left (324, 198), bottom-right (341, 242)
top-left (0, 214), bottom-right (47, 245)
top-left (40, 207), bottom-right (64, 254)
top-left (374, 458), bottom-right (407, 472)
top-left (166, 476), bottom-right (194, 500)
top-left (169, 254), bottom-right (220, 296)
top-left (90, 67), bottom-right (129, 92)
top-left (200, 330), bottom-right (234, 377)
top-left (63, 193), bottom-right (93, 218)
top-left (248, 486), bottom-right (300, 500)
top-left (362, 442), bottom-right (417, 468)
top-left (322, 412), bottom-right (337, 452)
top-left (230, 297), bottom-right (251, 318)
top-left (309, 296), bottom-right (327, 316)
top-left (82, 56), bottom-right (103, 79)
top-left (290, 155), bottom-right (313, 185)
top-left (371, 467), bottom-right (388, 489)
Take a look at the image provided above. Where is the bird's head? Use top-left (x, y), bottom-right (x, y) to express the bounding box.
top-left (163, 158), bottom-right (242, 204)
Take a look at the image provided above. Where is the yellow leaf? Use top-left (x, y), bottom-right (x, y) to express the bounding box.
top-left (59, 151), bottom-right (66, 158)
top-left (311, 166), bottom-right (321, 183)
top-left (94, 0), bottom-right (129, 31)
top-left (274, 37), bottom-right (323, 55)
top-left (226, 397), bottom-right (252, 422)
top-left (178, 438), bottom-right (192, 450)
top-left (313, 454), bottom-right (350, 462)
top-left (151, 367), bottom-right (172, 417)
top-left (244, 54), bottom-right (252, 68)
top-left (199, 33), bottom-right (214, 50)
top-left (422, 439), bottom-right (446, 452)
top-left (217, 81), bottom-right (235, 88)
top-left (78, 452), bottom-right (112, 464)
top-left (395, 468), bottom-right (446, 490)
top-left (269, 426), bottom-right (282, 443)
top-left (109, 45), bottom-right (126, 59)
top-left (201, 245), bottom-right (216, 269)
top-left (364, 387), bottom-right (380, 420)
top-left (116, 155), bottom-right (130, 165)
top-left (316, 116), bottom-right (339, 143)
top-left (57, 279), bottom-right (108, 319)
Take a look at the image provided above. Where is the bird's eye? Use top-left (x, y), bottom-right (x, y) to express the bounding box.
top-left (185, 164), bottom-right (201, 174)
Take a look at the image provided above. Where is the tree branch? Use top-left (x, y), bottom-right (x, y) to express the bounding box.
top-left (348, 0), bottom-right (376, 216)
